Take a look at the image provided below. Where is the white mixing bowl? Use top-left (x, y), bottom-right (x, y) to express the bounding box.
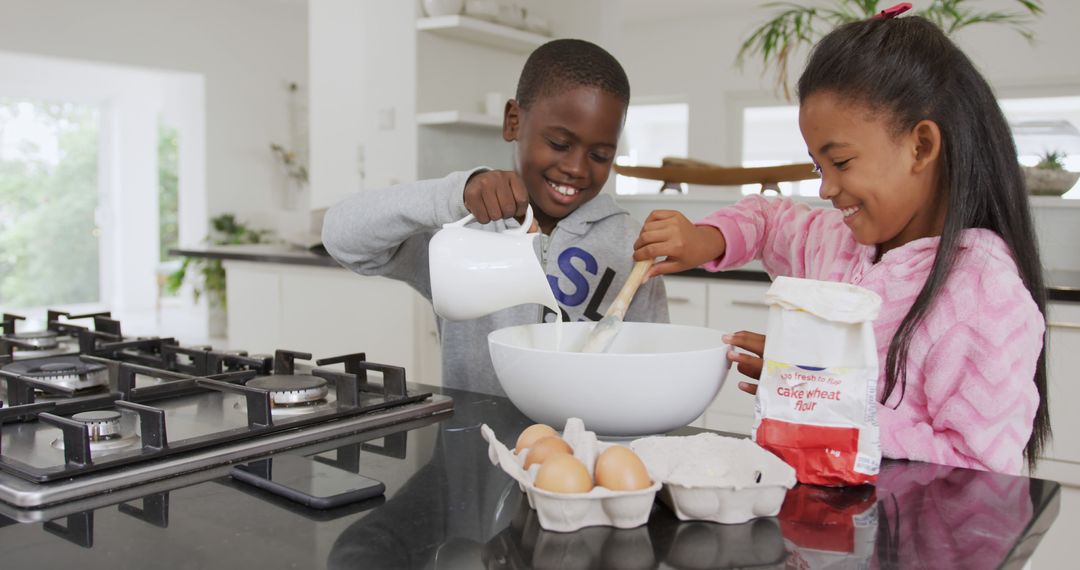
top-left (488, 322), bottom-right (732, 436)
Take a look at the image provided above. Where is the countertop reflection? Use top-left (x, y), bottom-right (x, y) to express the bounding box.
top-left (0, 386), bottom-right (1061, 569)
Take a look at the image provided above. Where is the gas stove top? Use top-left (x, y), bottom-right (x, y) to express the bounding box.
top-left (0, 310), bottom-right (452, 511)
top-left (1, 310), bottom-right (116, 360)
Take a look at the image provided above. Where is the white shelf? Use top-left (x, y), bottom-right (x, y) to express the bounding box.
top-left (1030, 195), bottom-right (1080, 207)
top-left (417, 110), bottom-right (503, 129)
top-left (416, 15), bottom-right (549, 53)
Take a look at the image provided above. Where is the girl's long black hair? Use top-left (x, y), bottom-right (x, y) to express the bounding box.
top-left (797, 16), bottom-right (1049, 470)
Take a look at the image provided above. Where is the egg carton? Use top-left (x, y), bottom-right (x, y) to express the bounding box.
top-left (630, 433), bottom-right (797, 524)
top-left (481, 418), bottom-right (661, 533)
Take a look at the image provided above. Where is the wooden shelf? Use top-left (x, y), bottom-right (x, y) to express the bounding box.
top-left (417, 111), bottom-right (503, 129)
top-left (416, 15), bottom-right (549, 53)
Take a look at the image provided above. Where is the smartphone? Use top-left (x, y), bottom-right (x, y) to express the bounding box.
top-left (230, 454), bottom-right (385, 509)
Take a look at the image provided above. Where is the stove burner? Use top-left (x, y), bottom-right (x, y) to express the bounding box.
top-left (8, 330), bottom-right (60, 350)
top-left (247, 374), bottom-right (329, 406)
top-left (72, 410), bottom-right (123, 440)
top-left (51, 409), bottom-right (139, 452)
top-left (10, 346), bottom-right (71, 361)
top-left (2, 356), bottom-right (109, 391)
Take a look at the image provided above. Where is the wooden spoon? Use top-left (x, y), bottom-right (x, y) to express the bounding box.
top-left (579, 259), bottom-right (654, 353)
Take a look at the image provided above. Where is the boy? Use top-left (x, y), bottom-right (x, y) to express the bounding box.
top-left (322, 39), bottom-right (668, 396)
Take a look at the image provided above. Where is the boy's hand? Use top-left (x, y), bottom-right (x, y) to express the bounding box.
top-left (463, 170), bottom-right (530, 225)
top-left (723, 331), bottom-right (765, 395)
top-left (632, 210), bottom-right (727, 278)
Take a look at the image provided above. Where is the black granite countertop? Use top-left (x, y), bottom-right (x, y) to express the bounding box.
top-left (173, 245), bottom-right (1080, 303)
top-left (0, 385), bottom-right (1060, 569)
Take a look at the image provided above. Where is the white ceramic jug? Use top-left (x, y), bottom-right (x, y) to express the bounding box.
top-left (429, 205), bottom-right (557, 321)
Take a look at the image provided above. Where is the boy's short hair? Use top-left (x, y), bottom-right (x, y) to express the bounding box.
top-left (515, 39), bottom-right (630, 111)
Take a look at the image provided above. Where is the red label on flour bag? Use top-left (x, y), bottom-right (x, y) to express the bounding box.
top-left (753, 276), bottom-right (882, 486)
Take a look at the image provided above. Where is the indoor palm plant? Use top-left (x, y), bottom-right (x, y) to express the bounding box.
top-left (737, 0), bottom-right (1044, 99)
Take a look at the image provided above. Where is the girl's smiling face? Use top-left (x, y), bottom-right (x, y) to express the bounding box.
top-left (503, 85), bottom-right (624, 233)
top-left (799, 91), bottom-right (945, 255)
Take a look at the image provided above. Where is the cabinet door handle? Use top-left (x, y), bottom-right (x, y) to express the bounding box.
top-left (1048, 321), bottom-right (1080, 331)
top-left (731, 300), bottom-right (770, 309)
top-left (668, 296), bottom-right (692, 304)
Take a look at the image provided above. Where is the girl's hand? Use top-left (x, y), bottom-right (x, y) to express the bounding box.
top-left (632, 210), bottom-right (727, 278)
top-left (463, 170), bottom-right (529, 224)
top-left (723, 331), bottom-right (765, 395)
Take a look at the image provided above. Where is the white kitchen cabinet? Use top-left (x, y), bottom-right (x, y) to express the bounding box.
top-left (659, 276), bottom-right (773, 434)
top-left (223, 261), bottom-right (439, 385)
top-left (704, 280), bottom-right (773, 435)
top-left (415, 298), bottom-right (443, 386)
top-left (664, 277), bottom-right (710, 427)
top-left (664, 276), bottom-right (708, 327)
top-left (224, 263), bottom-right (282, 355)
top-left (1039, 300), bottom-right (1080, 485)
top-left (660, 276), bottom-right (773, 434)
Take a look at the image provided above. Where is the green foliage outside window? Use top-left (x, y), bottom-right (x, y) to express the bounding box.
top-left (0, 100), bottom-right (100, 309)
top-left (159, 123), bottom-right (179, 262)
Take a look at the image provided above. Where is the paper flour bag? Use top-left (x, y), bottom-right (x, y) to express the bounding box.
top-left (753, 276), bottom-right (882, 486)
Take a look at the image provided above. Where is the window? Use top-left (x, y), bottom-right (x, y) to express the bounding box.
top-left (159, 121), bottom-right (180, 261)
top-left (0, 99), bottom-right (101, 308)
top-left (1, 52), bottom-right (206, 315)
top-left (615, 102), bottom-right (689, 195)
top-left (741, 105), bottom-right (820, 197)
top-left (1001, 95), bottom-right (1080, 198)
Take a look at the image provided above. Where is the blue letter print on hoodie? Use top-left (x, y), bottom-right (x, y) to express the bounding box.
top-left (543, 247), bottom-right (616, 323)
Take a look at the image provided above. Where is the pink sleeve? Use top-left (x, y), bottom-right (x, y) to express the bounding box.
top-left (695, 194), bottom-right (838, 278)
top-left (877, 277), bottom-right (1044, 475)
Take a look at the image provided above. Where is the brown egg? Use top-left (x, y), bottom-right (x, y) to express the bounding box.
top-left (594, 446), bottom-right (651, 491)
top-left (515, 424), bottom-right (557, 453)
top-left (523, 436), bottom-right (573, 469)
top-left (534, 454), bottom-right (594, 493)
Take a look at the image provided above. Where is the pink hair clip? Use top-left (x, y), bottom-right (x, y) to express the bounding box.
top-left (871, 2), bottom-right (912, 20)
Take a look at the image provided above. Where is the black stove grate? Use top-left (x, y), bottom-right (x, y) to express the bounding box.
top-left (0, 350), bottom-right (430, 483)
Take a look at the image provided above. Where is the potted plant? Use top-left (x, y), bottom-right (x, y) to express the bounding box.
top-left (737, 0), bottom-right (1045, 99)
top-left (165, 214), bottom-right (273, 334)
top-left (271, 81), bottom-right (309, 211)
top-left (1023, 150), bottom-right (1080, 196)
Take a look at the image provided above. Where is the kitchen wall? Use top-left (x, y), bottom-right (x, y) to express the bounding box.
top-left (0, 0), bottom-right (310, 241)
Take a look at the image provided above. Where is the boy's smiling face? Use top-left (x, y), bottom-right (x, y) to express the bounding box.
top-left (503, 86), bottom-right (625, 233)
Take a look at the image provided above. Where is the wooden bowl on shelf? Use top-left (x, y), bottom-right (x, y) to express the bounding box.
top-left (1022, 166), bottom-right (1080, 196)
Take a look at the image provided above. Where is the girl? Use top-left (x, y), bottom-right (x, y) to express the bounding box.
top-left (634, 15), bottom-right (1048, 476)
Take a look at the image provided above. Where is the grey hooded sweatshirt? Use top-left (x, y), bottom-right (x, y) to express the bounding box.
top-left (322, 169), bottom-right (669, 396)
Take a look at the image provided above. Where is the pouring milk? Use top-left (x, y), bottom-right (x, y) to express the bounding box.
top-left (429, 205), bottom-right (562, 350)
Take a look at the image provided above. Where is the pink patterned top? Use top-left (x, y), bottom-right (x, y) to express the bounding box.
top-left (700, 195), bottom-right (1044, 475)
